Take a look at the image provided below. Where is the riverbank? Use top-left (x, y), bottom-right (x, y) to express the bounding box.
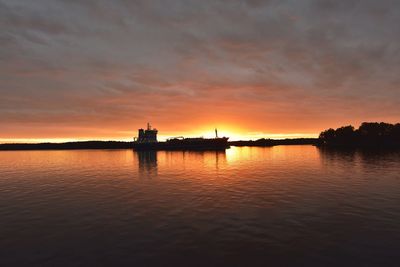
top-left (0, 141), bottom-right (133, 151)
top-left (230, 138), bottom-right (318, 147)
top-left (0, 138), bottom-right (319, 151)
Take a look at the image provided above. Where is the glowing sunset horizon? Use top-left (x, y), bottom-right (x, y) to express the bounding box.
top-left (0, 128), bottom-right (318, 144)
top-left (1, 1), bottom-right (400, 143)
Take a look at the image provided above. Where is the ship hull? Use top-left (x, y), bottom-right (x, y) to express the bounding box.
top-left (133, 138), bottom-right (229, 151)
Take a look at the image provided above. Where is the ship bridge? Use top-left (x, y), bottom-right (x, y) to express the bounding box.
top-left (136, 123), bottom-right (158, 143)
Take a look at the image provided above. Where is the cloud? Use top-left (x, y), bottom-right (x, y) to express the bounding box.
top-left (1, 0), bottom-right (400, 139)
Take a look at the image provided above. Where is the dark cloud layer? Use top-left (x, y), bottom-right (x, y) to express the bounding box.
top-left (1, 0), bottom-right (400, 140)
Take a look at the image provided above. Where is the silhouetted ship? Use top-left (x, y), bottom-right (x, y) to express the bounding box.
top-left (133, 123), bottom-right (229, 150)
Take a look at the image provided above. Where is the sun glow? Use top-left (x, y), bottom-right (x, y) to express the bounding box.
top-left (0, 123), bottom-right (318, 144)
top-left (158, 125), bottom-right (317, 141)
top-left (0, 138), bottom-right (83, 144)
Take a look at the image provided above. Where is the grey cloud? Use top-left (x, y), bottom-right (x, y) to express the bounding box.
top-left (1, 0), bottom-right (400, 136)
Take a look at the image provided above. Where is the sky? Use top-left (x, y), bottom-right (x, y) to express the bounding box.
top-left (1, 0), bottom-right (400, 142)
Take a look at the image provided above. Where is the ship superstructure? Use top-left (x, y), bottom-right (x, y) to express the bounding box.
top-left (135, 123), bottom-right (158, 143)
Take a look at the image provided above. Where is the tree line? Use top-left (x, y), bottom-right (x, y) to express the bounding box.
top-left (319, 122), bottom-right (400, 147)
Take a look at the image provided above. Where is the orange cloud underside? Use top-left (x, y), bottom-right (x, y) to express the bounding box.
top-left (2, 1), bottom-right (400, 144)
top-left (0, 119), bottom-right (325, 144)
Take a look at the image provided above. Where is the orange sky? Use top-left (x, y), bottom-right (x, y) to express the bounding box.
top-left (1, 1), bottom-right (400, 143)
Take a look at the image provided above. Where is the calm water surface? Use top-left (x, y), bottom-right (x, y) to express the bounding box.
top-left (1, 146), bottom-right (400, 266)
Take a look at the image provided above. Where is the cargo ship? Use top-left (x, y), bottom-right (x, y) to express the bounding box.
top-left (133, 123), bottom-right (229, 150)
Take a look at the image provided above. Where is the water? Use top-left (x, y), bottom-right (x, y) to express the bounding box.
top-left (1, 146), bottom-right (400, 266)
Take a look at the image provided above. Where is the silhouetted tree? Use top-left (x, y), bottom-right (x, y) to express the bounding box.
top-left (319, 122), bottom-right (400, 147)
top-left (319, 128), bottom-right (336, 144)
top-left (335, 125), bottom-right (356, 144)
top-left (393, 123), bottom-right (400, 139)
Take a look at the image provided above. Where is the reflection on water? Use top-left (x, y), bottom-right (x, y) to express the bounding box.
top-left (136, 151), bottom-right (158, 176)
top-left (137, 150), bottom-right (228, 176)
top-left (0, 146), bottom-right (400, 266)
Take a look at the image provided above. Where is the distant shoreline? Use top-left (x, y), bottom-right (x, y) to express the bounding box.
top-left (230, 138), bottom-right (318, 147)
top-left (0, 138), bottom-right (319, 151)
top-left (0, 141), bottom-right (133, 151)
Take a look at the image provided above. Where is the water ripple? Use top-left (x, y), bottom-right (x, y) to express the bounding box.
top-left (0, 147), bottom-right (400, 266)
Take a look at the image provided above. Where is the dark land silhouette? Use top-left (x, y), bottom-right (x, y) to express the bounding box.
top-left (0, 138), bottom-right (318, 151)
top-left (319, 122), bottom-right (400, 147)
top-left (2, 122), bottom-right (399, 151)
top-left (229, 138), bottom-right (318, 147)
top-left (0, 141), bottom-right (133, 151)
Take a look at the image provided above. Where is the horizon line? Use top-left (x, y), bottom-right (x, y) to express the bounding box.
top-left (0, 133), bottom-right (318, 144)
